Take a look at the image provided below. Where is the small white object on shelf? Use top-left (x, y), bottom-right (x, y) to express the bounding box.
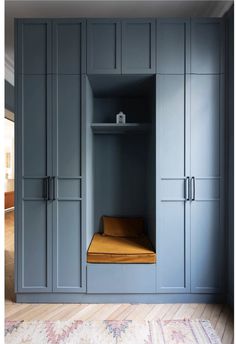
top-left (116, 111), bottom-right (126, 124)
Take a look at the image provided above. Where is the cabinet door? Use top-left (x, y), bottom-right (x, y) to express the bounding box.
top-left (190, 75), bottom-right (225, 293)
top-left (16, 19), bottom-right (52, 74)
top-left (156, 75), bottom-right (190, 293)
top-left (16, 74), bottom-right (53, 292)
top-left (122, 19), bottom-right (155, 74)
top-left (156, 19), bottom-right (190, 74)
top-left (53, 19), bottom-right (85, 74)
top-left (52, 74), bottom-right (85, 292)
top-left (87, 19), bottom-right (121, 74)
top-left (191, 19), bottom-right (224, 74)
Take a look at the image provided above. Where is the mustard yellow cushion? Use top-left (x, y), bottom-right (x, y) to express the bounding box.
top-left (87, 233), bottom-right (156, 264)
top-left (103, 216), bottom-right (144, 237)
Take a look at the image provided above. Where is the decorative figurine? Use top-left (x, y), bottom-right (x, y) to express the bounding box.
top-left (116, 111), bottom-right (126, 124)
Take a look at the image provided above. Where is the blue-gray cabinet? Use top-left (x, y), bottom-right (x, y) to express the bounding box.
top-left (87, 19), bottom-right (121, 74)
top-left (156, 73), bottom-right (225, 293)
top-left (15, 19), bottom-right (85, 294)
top-left (191, 19), bottom-right (224, 74)
top-left (156, 19), bottom-right (190, 74)
top-left (15, 17), bottom-right (226, 302)
top-left (87, 19), bottom-right (155, 74)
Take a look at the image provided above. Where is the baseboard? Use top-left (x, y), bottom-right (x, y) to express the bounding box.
top-left (16, 293), bottom-right (226, 304)
top-left (227, 292), bottom-right (234, 309)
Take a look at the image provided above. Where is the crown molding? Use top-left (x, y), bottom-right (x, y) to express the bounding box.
top-left (5, 54), bottom-right (14, 86)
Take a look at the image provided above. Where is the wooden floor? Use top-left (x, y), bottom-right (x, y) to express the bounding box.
top-left (5, 211), bottom-right (234, 343)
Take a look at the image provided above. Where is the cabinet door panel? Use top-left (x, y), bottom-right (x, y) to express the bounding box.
top-left (57, 75), bottom-right (81, 177)
top-left (191, 75), bottom-right (220, 177)
top-left (56, 201), bottom-right (82, 289)
top-left (52, 74), bottom-right (85, 292)
top-left (122, 19), bottom-right (155, 74)
top-left (16, 20), bottom-right (51, 74)
top-left (191, 202), bottom-right (224, 293)
top-left (22, 75), bottom-right (47, 176)
top-left (190, 74), bottom-right (225, 293)
top-left (191, 19), bottom-right (223, 74)
top-left (158, 202), bottom-right (189, 292)
top-left (157, 19), bottom-right (190, 74)
top-left (158, 75), bottom-right (185, 177)
top-left (53, 20), bottom-right (85, 74)
top-left (87, 20), bottom-right (121, 74)
top-left (156, 75), bottom-right (190, 293)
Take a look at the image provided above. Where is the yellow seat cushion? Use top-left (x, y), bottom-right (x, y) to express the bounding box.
top-left (103, 216), bottom-right (145, 237)
top-left (87, 233), bottom-right (156, 264)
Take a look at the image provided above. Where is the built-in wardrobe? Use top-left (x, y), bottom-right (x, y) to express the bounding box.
top-left (15, 18), bottom-right (226, 303)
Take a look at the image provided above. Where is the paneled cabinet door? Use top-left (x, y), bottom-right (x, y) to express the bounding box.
top-left (16, 74), bottom-right (53, 292)
top-left (190, 75), bottom-right (225, 293)
top-left (52, 74), bottom-right (85, 292)
top-left (87, 19), bottom-right (121, 74)
top-left (156, 19), bottom-right (190, 74)
top-left (53, 19), bottom-right (86, 74)
top-left (191, 19), bottom-right (224, 74)
top-left (122, 19), bottom-right (155, 74)
top-left (16, 19), bottom-right (52, 74)
top-left (156, 74), bottom-right (190, 293)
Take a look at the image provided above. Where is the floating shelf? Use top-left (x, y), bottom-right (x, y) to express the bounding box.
top-left (91, 123), bottom-right (151, 134)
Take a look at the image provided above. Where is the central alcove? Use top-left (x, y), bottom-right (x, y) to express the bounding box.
top-left (85, 75), bottom-right (156, 253)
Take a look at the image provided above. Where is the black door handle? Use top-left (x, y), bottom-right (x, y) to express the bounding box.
top-left (48, 177), bottom-right (56, 201)
top-left (185, 177), bottom-right (190, 201)
top-left (43, 177), bottom-right (50, 200)
top-left (191, 177), bottom-right (196, 201)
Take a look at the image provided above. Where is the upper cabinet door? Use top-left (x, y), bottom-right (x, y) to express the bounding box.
top-left (87, 19), bottom-right (121, 74)
top-left (191, 19), bottom-right (224, 74)
top-left (53, 19), bottom-right (86, 74)
top-left (156, 19), bottom-right (190, 74)
top-left (16, 19), bottom-right (52, 74)
top-left (122, 19), bottom-right (155, 74)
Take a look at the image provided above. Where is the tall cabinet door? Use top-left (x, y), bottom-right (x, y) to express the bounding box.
top-left (15, 20), bottom-right (52, 292)
top-left (122, 19), bottom-right (155, 74)
top-left (156, 74), bottom-right (190, 293)
top-left (52, 20), bottom-right (86, 292)
top-left (190, 75), bottom-right (225, 293)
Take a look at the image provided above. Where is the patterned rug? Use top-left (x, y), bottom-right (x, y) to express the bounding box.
top-left (5, 319), bottom-right (222, 344)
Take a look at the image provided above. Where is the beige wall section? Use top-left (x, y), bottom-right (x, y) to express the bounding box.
top-left (4, 116), bottom-right (14, 193)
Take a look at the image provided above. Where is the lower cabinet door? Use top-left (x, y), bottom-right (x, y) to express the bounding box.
top-left (191, 201), bottom-right (225, 293)
top-left (87, 264), bottom-right (156, 294)
top-left (52, 74), bottom-right (85, 292)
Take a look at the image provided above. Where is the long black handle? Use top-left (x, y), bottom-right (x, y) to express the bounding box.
top-left (191, 177), bottom-right (196, 201)
top-left (185, 177), bottom-right (190, 201)
top-left (48, 177), bottom-right (56, 201)
top-left (43, 177), bottom-right (50, 200)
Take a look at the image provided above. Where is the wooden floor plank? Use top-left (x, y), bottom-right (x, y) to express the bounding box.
top-left (215, 305), bottom-right (231, 339)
